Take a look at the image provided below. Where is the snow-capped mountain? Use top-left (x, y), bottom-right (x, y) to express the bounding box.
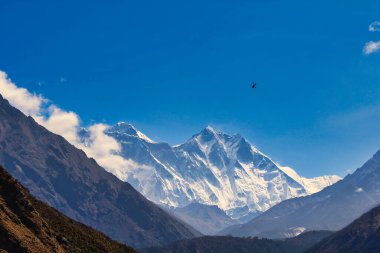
top-left (97, 122), bottom-right (340, 220)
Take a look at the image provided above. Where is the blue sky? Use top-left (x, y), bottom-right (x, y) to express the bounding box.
top-left (1, 0), bottom-right (380, 177)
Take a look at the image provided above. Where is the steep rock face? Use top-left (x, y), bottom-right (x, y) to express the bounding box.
top-left (307, 205), bottom-right (380, 253)
top-left (0, 165), bottom-right (136, 253)
top-left (0, 94), bottom-right (199, 248)
top-left (221, 149), bottom-right (380, 239)
top-left (103, 123), bottom-right (340, 220)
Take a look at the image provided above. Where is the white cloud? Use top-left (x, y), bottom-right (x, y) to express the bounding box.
top-left (355, 187), bottom-right (364, 193)
top-left (80, 123), bottom-right (145, 181)
top-left (369, 21), bottom-right (380, 32)
top-left (323, 102), bottom-right (380, 128)
top-left (0, 71), bottom-right (45, 116)
top-left (363, 41), bottom-right (380, 55)
top-left (0, 70), bottom-right (146, 180)
top-left (34, 105), bottom-right (80, 144)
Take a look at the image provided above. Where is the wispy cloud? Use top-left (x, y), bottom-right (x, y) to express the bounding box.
top-left (59, 77), bottom-right (67, 84)
top-left (363, 21), bottom-right (380, 55)
top-left (34, 105), bottom-right (80, 144)
top-left (323, 102), bottom-right (380, 129)
top-left (369, 21), bottom-right (380, 32)
top-left (0, 70), bottom-right (146, 181)
top-left (363, 41), bottom-right (380, 55)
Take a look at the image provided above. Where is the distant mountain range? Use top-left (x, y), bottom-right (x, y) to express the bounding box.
top-left (221, 147), bottom-right (380, 239)
top-left (0, 94), bottom-right (199, 248)
top-left (0, 165), bottom-right (136, 253)
top-left (80, 122), bottom-right (339, 233)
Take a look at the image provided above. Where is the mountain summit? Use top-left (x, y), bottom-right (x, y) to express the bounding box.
top-left (109, 122), bottom-right (155, 143)
top-left (104, 123), bottom-right (340, 222)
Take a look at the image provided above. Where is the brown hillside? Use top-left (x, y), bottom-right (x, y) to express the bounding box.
top-left (0, 165), bottom-right (136, 253)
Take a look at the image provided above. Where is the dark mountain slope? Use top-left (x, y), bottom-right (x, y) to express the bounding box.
top-left (0, 165), bottom-right (136, 253)
top-left (222, 148), bottom-right (380, 238)
top-left (307, 205), bottom-right (380, 253)
top-left (142, 231), bottom-right (333, 253)
top-left (0, 94), bottom-right (198, 248)
top-left (169, 203), bottom-right (239, 235)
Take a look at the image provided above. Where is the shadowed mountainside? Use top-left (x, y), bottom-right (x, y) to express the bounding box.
top-left (142, 231), bottom-right (333, 253)
top-left (0, 94), bottom-right (199, 248)
top-left (307, 205), bottom-right (380, 253)
top-left (0, 165), bottom-right (136, 253)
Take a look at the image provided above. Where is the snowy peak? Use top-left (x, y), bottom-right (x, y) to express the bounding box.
top-left (192, 126), bottom-right (219, 143)
top-left (107, 122), bottom-right (155, 143)
top-left (192, 126), bottom-right (241, 144)
top-left (188, 126), bottom-right (254, 158)
top-left (205, 125), bottom-right (217, 133)
top-left (278, 166), bottom-right (341, 194)
top-left (111, 122), bottom-right (139, 135)
top-left (100, 124), bottom-right (341, 221)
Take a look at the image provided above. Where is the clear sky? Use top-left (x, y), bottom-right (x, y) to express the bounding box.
top-left (1, 0), bottom-right (380, 177)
